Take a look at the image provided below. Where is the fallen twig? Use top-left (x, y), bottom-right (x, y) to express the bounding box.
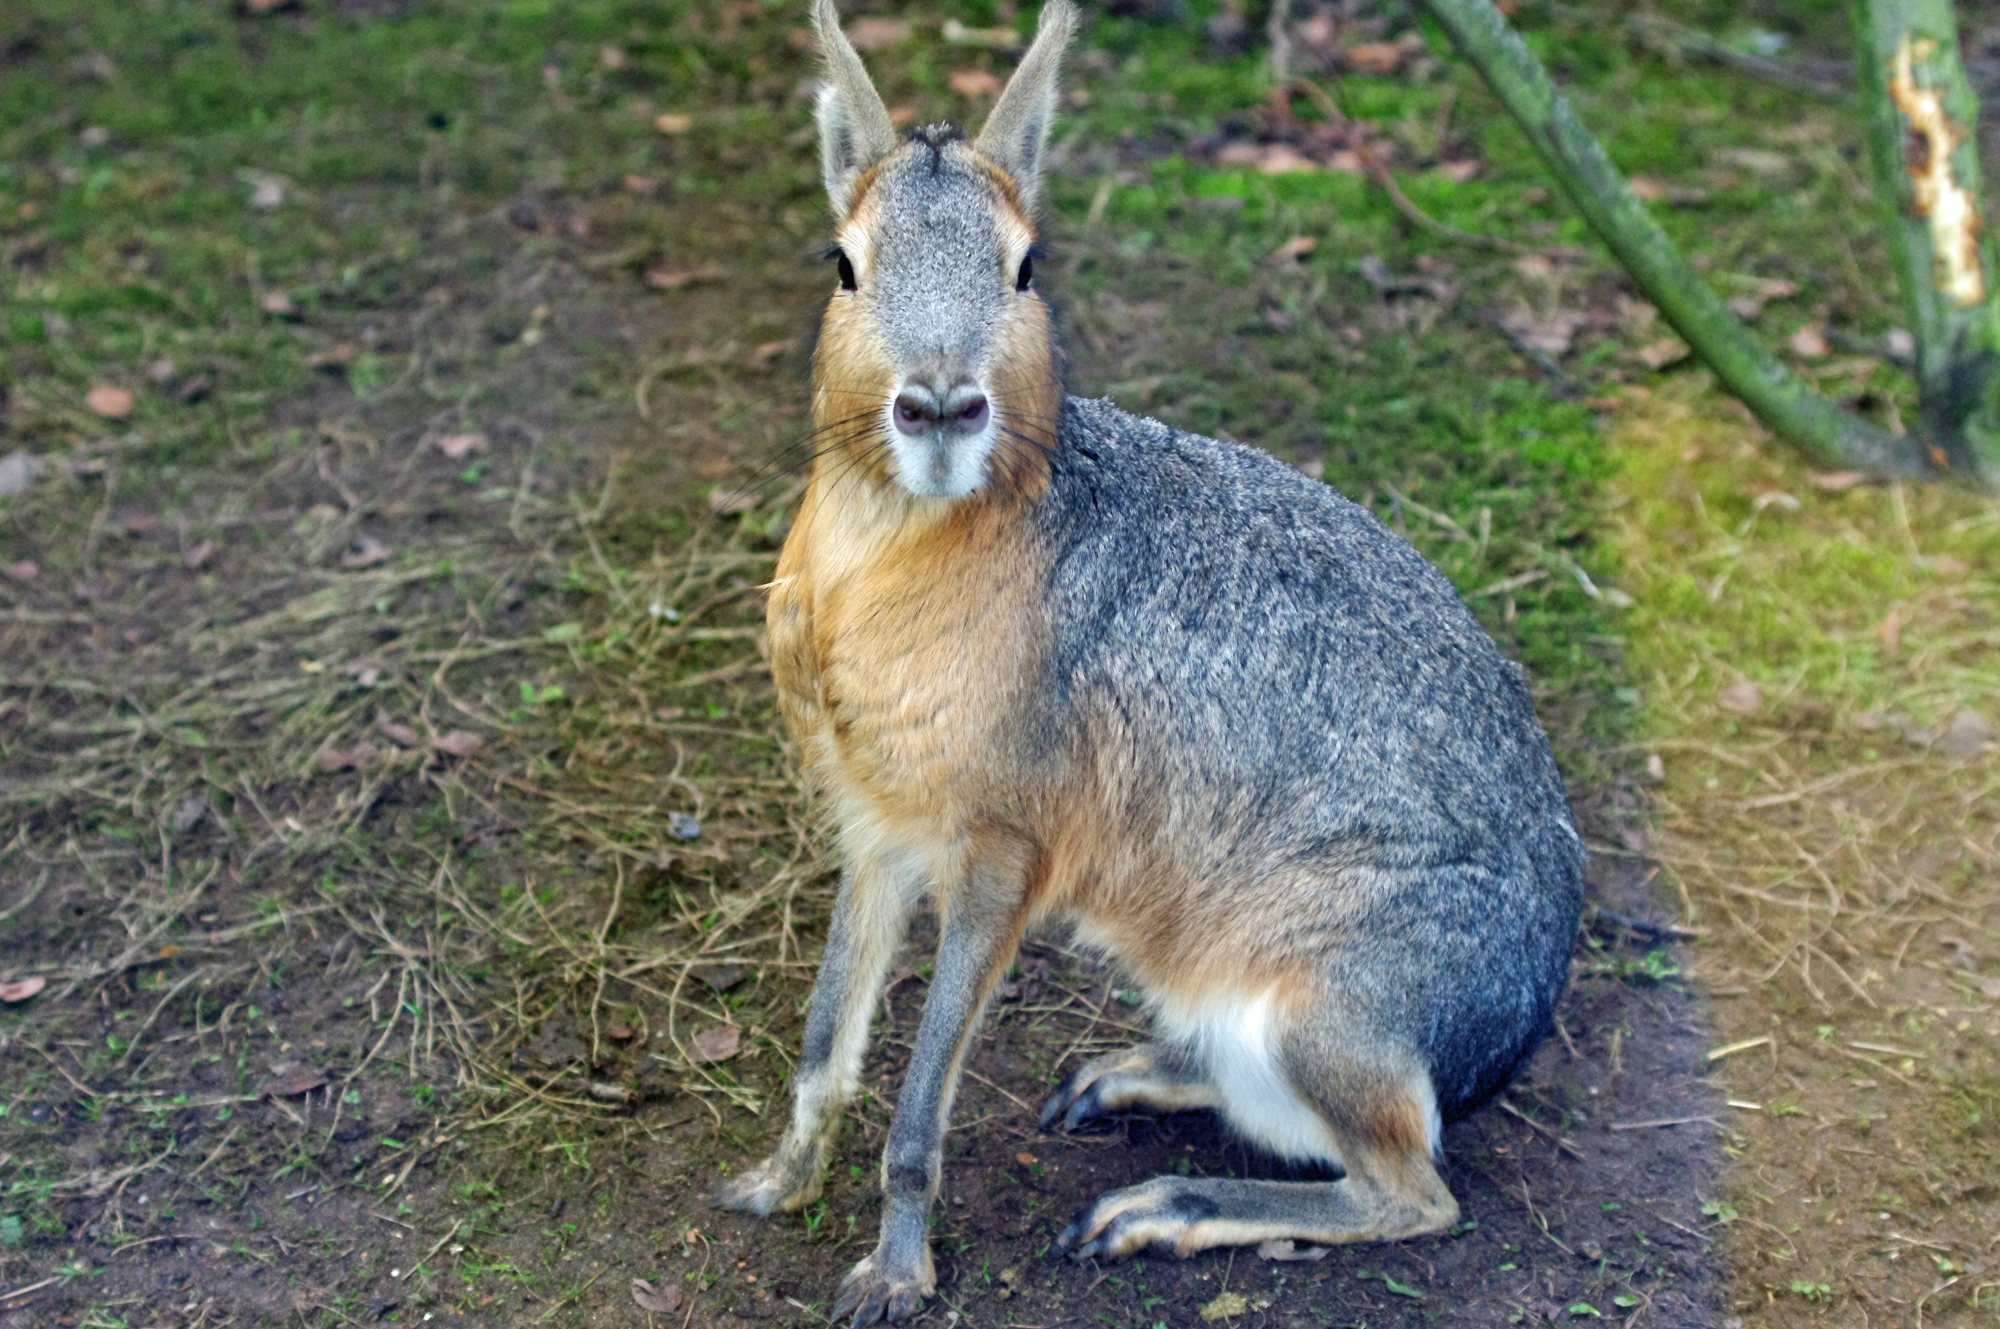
top-left (1498, 1097), bottom-right (1586, 1159)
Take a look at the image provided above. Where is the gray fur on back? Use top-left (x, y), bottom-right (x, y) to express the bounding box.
top-left (1029, 395), bottom-right (1584, 1120)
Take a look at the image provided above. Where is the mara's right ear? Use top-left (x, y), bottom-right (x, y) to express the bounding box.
top-left (813, 0), bottom-right (897, 217)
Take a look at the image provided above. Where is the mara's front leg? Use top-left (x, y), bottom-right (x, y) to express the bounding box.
top-left (713, 859), bottom-right (919, 1215)
top-left (833, 862), bottom-right (1028, 1325)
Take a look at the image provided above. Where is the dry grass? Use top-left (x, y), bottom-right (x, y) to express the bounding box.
top-left (1606, 376), bottom-right (2000, 1326)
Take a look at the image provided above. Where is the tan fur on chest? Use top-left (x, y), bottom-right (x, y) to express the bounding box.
top-left (768, 476), bottom-right (1047, 846)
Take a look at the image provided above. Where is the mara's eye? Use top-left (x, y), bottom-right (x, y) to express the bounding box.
top-left (1015, 254), bottom-right (1033, 292)
top-left (828, 247), bottom-right (857, 291)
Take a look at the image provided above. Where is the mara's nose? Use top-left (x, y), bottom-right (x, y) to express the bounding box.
top-left (893, 383), bottom-right (989, 438)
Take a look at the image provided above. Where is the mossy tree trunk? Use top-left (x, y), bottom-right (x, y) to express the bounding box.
top-left (1850, 0), bottom-right (2000, 483)
top-left (1418, 0), bottom-right (2000, 488)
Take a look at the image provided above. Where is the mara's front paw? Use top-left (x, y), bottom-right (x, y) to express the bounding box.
top-left (830, 1246), bottom-right (936, 1325)
top-left (709, 1156), bottom-right (820, 1216)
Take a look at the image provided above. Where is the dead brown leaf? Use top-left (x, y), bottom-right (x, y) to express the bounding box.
top-left (183, 539), bottom-right (215, 570)
top-left (377, 719), bottom-right (420, 748)
top-left (1216, 142), bottom-right (1320, 175)
top-left (260, 290), bottom-right (296, 316)
top-left (645, 266), bottom-right (723, 290)
top-left (339, 537), bottom-right (391, 569)
top-left (4, 561), bottom-right (38, 582)
top-left (1342, 36), bottom-right (1421, 75)
top-left (1877, 607), bottom-right (1901, 657)
top-left (1789, 325), bottom-right (1829, 358)
top-left (436, 431), bottom-right (489, 459)
top-left (846, 17), bottom-right (912, 51)
top-left (315, 742), bottom-right (376, 773)
top-left (1717, 679), bottom-right (1763, 714)
top-left (654, 112), bottom-right (693, 135)
top-left (632, 1279), bottom-right (683, 1314)
top-left (1633, 337), bottom-right (1691, 370)
top-left (1626, 176), bottom-right (1709, 205)
top-left (1268, 235), bottom-right (1317, 264)
top-left (434, 730), bottom-right (484, 758)
top-left (1498, 308), bottom-right (1588, 358)
top-left (687, 1025), bottom-right (741, 1064)
top-left (1808, 470), bottom-right (1872, 491)
top-left (690, 963), bottom-right (746, 993)
top-left (0, 976), bottom-right (48, 1004)
top-left (1724, 276), bottom-right (1800, 323)
top-left (948, 68), bottom-right (1004, 99)
top-left (86, 385), bottom-right (134, 418)
top-left (263, 1061), bottom-right (328, 1097)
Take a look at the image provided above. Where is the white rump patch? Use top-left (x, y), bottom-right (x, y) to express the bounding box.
top-left (1155, 989), bottom-right (1346, 1167)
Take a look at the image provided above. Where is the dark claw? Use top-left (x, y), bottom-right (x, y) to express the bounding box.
top-left (832, 1260), bottom-right (929, 1325)
top-left (830, 1281), bottom-right (872, 1326)
top-left (1042, 1073), bottom-right (1121, 1135)
top-left (1037, 1072), bottom-right (1083, 1131)
top-left (1062, 1083), bottom-right (1105, 1132)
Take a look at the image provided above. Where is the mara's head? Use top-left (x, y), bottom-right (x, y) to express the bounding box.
top-left (809, 0), bottom-right (1073, 501)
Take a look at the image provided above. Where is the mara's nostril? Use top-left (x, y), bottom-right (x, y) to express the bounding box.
top-left (954, 396), bottom-right (989, 431)
top-left (893, 393), bottom-right (938, 437)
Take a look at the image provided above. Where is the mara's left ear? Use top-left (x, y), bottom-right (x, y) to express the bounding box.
top-left (974, 0), bottom-right (1076, 215)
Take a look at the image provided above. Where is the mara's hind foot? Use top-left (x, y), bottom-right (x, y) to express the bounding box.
top-left (1039, 1043), bottom-right (1222, 1132)
top-left (711, 1140), bottom-right (824, 1216)
top-left (1053, 1171), bottom-right (1458, 1261)
top-left (1056, 1057), bottom-right (1459, 1260)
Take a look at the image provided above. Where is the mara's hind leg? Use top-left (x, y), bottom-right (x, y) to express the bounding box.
top-left (1055, 1030), bottom-right (1456, 1259)
top-left (1038, 1043), bottom-right (1222, 1132)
